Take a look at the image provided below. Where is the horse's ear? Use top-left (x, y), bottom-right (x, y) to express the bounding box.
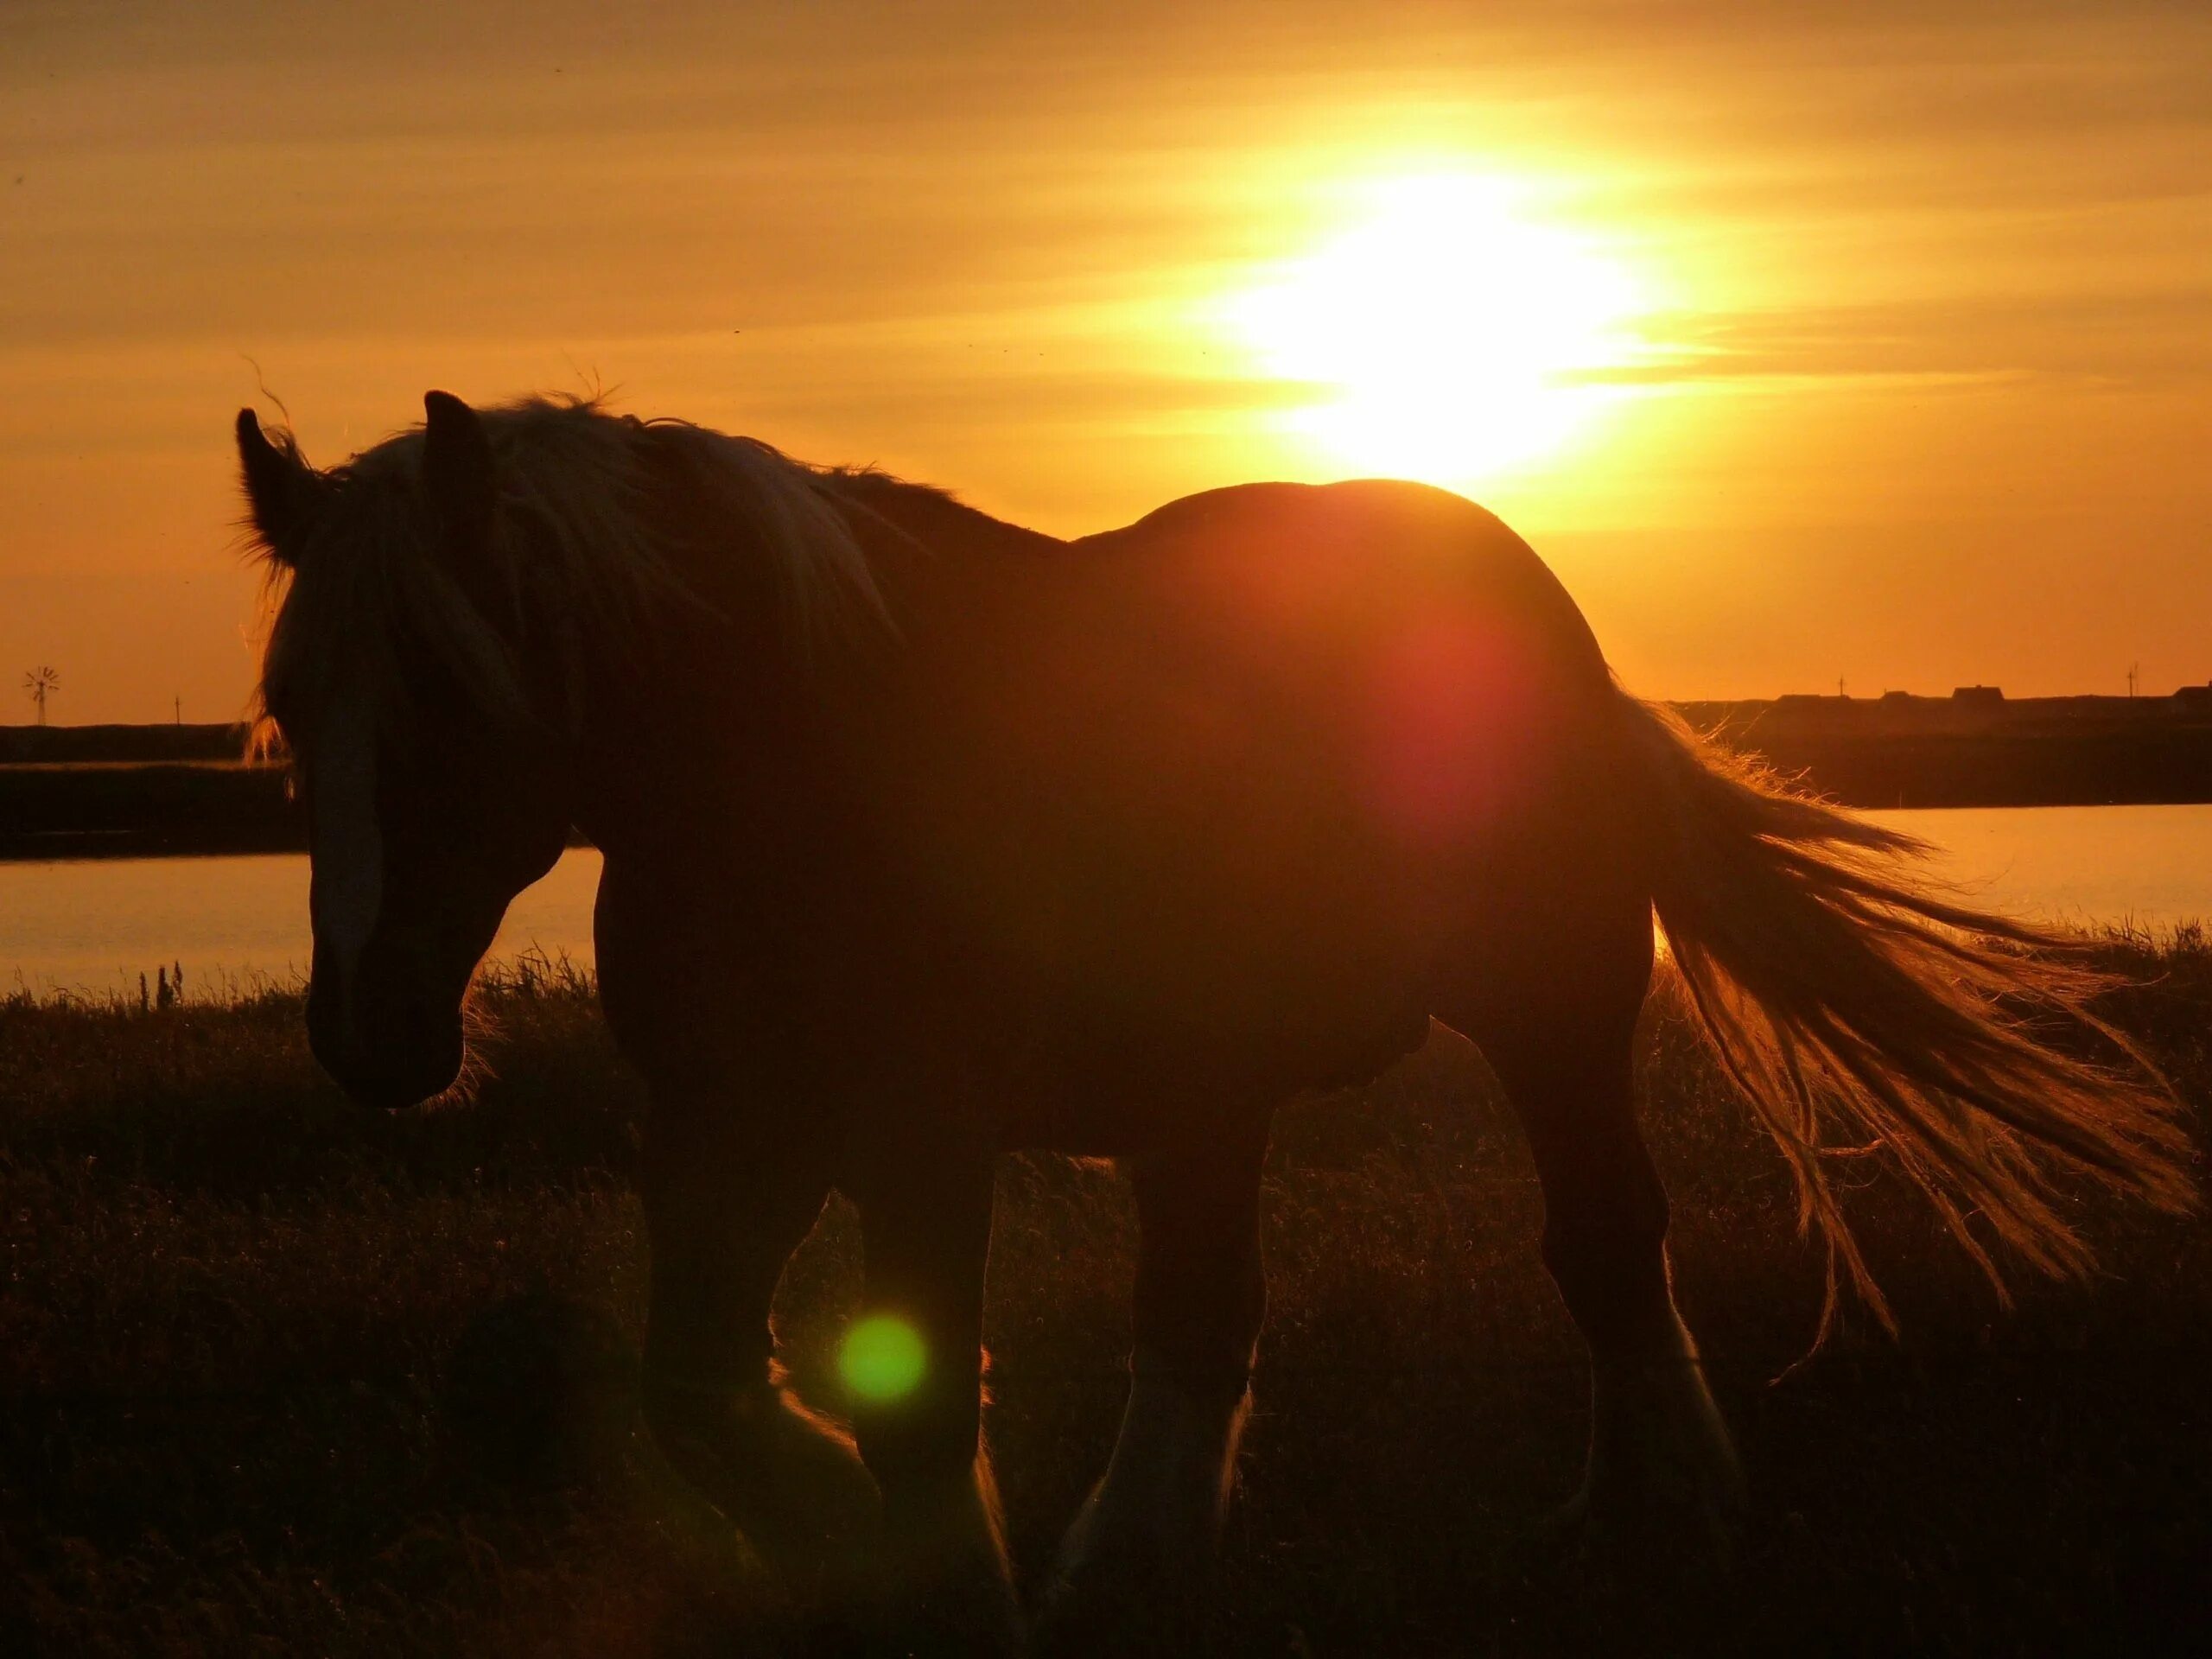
top-left (420, 391), bottom-right (505, 621)
top-left (422, 391), bottom-right (496, 546)
top-left (237, 408), bottom-right (319, 561)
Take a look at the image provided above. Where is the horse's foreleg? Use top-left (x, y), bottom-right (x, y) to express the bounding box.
top-left (1037, 1113), bottom-right (1272, 1646)
top-left (849, 1149), bottom-right (1020, 1651)
top-left (639, 1098), bottom-right (877, 1577)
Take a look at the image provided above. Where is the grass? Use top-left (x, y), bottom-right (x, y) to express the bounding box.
top-left (3, 934), bottom-right (2209, 1656)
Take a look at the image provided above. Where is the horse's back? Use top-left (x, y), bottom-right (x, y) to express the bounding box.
top-left (844, 478), bottom-right (1625, 1120)
top-left (1027, 479), bottom-right (1620, 868)
top-left (1071, 478), bottom-right (1607, 687)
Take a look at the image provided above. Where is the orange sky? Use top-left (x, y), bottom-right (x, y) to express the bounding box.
top-left (4, 1), bottom-right (2208, 723)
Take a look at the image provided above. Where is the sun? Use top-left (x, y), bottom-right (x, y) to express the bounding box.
top-left (1224, 173), bottom-right (1647, 487)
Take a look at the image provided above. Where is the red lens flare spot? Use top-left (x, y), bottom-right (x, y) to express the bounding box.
top-left (1364, 616), bottom-right (1538, 847)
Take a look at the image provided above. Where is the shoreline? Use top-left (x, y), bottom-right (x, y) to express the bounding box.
top-left (7, 696), bottom-right (2212, 860)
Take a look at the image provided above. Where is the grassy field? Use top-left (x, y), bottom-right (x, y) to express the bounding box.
top-left (3, 938), bottom-right (2209, 1656)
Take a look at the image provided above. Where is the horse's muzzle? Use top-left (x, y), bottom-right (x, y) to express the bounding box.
top-left (307, 962), bottom-right (467, 1109)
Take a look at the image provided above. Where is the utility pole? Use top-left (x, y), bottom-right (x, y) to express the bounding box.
top-left (174, 694), bottom-right (181, 725)
top-left (2127, 663), bottom-right (2139, 698)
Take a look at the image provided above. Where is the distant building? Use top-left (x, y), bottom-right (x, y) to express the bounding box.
top-left (2175, 683), bottom-right (2212, 710)
top-left (1879, 689), bottom-right (1913, 702)
top-left (1952, 684), bottom-right (2005, 707)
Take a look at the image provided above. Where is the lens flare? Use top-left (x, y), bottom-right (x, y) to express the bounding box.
top-left (839, 1314), bottom-right (927, 1403)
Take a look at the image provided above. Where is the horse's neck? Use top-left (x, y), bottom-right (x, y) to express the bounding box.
top-left (565, 475), bottom-right (1062, 868)
top-left (834, 476), bottom-right (1064, 581)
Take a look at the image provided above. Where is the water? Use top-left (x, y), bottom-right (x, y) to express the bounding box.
top-left (3, 849), bottom-right (604, 1001)
top-left (2, 807), bottom-right (2208, 1001)
top-left (1865, 805), bottom-right (2212, 937)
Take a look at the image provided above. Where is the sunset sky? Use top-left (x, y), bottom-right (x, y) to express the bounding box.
top-left (4, 1), bottom-right (2208, 723)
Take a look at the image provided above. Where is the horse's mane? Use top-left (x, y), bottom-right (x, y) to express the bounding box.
top-left (251, 396), bottom-right (898, 747)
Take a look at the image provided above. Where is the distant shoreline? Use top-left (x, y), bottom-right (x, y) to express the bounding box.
top-left (6, 692), bottom-right (2212, 858)
top-left (0, 721), bottom-right (257, 767)
top-left (1674, 689), bottom-right (2212, 811)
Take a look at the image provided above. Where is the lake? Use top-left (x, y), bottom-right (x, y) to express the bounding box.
top-left (3, 804), bottom-right (2207, 1001)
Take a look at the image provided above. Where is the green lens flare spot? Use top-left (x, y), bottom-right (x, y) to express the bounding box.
top-left (840, 1314), bottom-right (927, 1403)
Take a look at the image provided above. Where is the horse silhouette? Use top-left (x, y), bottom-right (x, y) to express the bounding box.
top-left (238, 391), bottom-right (2190, 1650)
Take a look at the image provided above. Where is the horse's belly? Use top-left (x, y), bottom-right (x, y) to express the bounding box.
top-left (987, 986), bottom-right (1436, 1155)
top-left (889, 651), bottom-right (1548, 1040)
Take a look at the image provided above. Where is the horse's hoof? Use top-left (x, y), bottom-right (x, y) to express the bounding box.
top-left (1510, 1469), bottom-right (1746, 1592)
top-left (861, 1467), bottom-right (1024, 1656)
top-left (1030, 1501), bottom-right (1207, 1657)
top-left (1518, 1350), bottom-right (1748, 1585)
top-left (646, 1382), bottom-right (881, 1580)
top-left (1032, 1578), bottom-right (1192, 1659)
top-left (855, 1565), bottom-right (1024, 1657)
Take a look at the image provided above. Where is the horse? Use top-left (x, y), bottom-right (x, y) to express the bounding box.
top-left (237, 391), bottom-right (2191, 1649)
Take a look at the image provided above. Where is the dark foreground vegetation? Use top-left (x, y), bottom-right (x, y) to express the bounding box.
top-left (3, 937), bottom-right (2209, 1656)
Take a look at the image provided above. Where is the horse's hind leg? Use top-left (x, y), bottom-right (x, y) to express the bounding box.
top-left (1037, 1109), bottom-right (1273, 1647)
top-left (639, 1095), bottom-right (877, 1577)
top-left (1440, 876), bottom-right (1745, 1570)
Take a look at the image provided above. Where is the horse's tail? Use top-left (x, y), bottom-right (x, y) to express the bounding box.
top-left (1616, 690), bottom-right (2196, 1341)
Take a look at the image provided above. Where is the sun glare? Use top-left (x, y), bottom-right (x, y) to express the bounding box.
top-left (1224, 173), bottom-right (1647, 487)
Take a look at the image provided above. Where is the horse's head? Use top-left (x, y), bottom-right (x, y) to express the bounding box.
top-left (240, 392), bottom-right (572, 1109)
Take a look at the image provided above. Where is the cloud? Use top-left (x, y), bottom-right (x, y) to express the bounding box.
top-left (1589, 289), bottom-right (2212, 388)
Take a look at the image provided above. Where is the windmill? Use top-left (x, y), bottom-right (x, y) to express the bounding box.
top-left (23, 665), bottom-right (59, 725)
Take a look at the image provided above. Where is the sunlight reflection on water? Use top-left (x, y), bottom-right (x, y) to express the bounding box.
top-left (1862, 805), bottom-right (2212, 938)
